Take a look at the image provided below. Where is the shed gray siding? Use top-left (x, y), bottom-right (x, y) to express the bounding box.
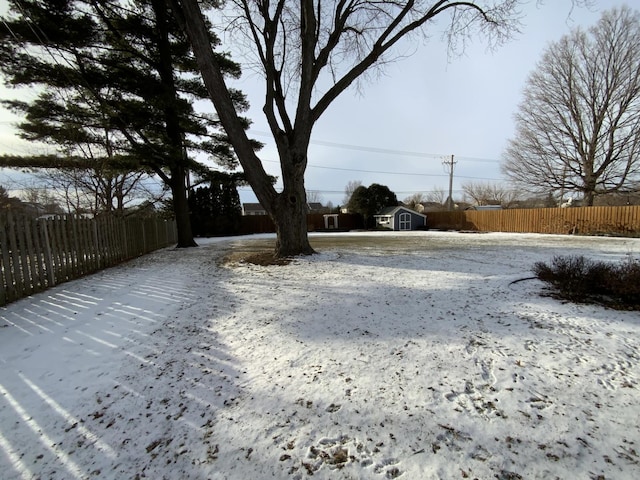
top-left (374, 206), bottom-right (426, 231)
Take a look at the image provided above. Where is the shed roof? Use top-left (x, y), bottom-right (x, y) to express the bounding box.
top-left (375, 206), bottom-right (426, 218)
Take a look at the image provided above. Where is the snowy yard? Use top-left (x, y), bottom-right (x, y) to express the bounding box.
top-left (1, 231), bottom-right (639, 480)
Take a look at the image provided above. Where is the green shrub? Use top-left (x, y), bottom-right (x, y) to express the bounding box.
top-left (533, 255), bottom-right (640, 310)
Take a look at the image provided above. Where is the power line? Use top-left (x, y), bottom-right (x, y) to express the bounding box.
top-left (247, 129), bottom-right (502, 163)
top-left (308, 163), bottom-right (448, 177)
top-left (259, 157), bottom-right (503, 181)
top-left (310, 139), bottom-right (442, 159)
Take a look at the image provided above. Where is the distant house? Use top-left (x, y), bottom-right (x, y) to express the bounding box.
top-left (242, 201), bottom-right (326, 216)
top-left (242, 203), bottom-right (268, 216)
top-left (373, 206), bottom-right (426, 231)
top-left (307, 202), bottom-right (325, 213)
top-left (415, 201), bottom-right (446, 213)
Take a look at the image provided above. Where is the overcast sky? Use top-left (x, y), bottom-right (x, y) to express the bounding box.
top-left (0, 0), bottom-right (629, 206)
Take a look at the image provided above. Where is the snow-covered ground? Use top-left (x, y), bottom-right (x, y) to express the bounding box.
top-left (1, 231), bottom-right (639, 480)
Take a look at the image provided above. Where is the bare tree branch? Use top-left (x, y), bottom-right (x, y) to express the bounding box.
top-left (175, 0), bottom-right (567, 256)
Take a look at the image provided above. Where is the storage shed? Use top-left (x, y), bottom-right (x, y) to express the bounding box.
top-left (373, 206), bottom-right (426, 231)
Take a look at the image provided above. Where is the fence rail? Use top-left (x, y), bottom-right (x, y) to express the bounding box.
top-left (0, 213), bottom-right (177, 306)
top-left (426, 206), bottom-right (640, 236)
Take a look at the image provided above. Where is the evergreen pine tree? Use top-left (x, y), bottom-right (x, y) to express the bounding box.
top-left (0, 0), bottom-right (250, 246)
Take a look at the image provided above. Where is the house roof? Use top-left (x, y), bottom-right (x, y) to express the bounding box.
top-left (242, 203), bottom-right (266, 212)
top-left (417, 202), bottom-right (446, 212)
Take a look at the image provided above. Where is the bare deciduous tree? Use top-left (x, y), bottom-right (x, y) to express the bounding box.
top-left (173, 0), bottom-right (532, 257)
top-left (502, 5), bottom-right (640, 206)
top-left (462, 181), bottom-right (519, 207)
top-left (34, 168), bottom-right (161, 216)
top-left (1, 183), bottom-right (64, 215)
top-left (0, 185), bottom-right (24, 211)
top-left (425, 186), bottom-right (447, 205)
top-left (343, 180), bottom-right (363, 206)
top-left (305, 189), bottom-right (324, 205)
top-left (403, 192), bottom-right (427, 211)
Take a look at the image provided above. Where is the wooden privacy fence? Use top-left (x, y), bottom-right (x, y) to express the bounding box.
top-left (426, 206), bottom-right (640, 236)
top-left (0, 213), bottom-right (178, 306)
top-left (239, 213), bottom-right (364, 234)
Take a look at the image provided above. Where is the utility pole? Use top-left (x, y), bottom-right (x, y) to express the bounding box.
top-left (442, 154), bottom-right (456, 211)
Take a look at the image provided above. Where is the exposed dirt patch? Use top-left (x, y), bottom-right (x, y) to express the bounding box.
top-left (222, 249), bottom-right (292, 266)
top-left (241, 251), bottom-right (292, 266)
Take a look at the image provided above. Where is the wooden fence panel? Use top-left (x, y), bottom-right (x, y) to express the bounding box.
top-left (22, 218), bottom-right (37, 296)
top-left (1, 215), bottom-right (17, 303)
top-left (7, 214), bottom-right (25, 296)
top-left (0, 223), bottom-right (9, 305)
top-left (107, 216), bottom-right (122, 264)
top-left (53, 216), bottom-right (68, 283)
top-left (47, 216), bottom-right (63, 282)
top-left (426, 206), bottom-right (640, 235)
top-left (239, 213), bottom-right (366, 235)
top-left (1, 214), bottom-right (177, 307)
top-left (79, 217), bottom-right (94, 274)
top-left (60, 216), bottom-right (73, 279)
top-left (15, 215), bottom-right (32, 295)
top-left (239, 215), bottom-right (275, 234)
top-left (29, 219), bottom-right (46, 291)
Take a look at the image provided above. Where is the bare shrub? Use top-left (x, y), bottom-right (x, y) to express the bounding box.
top-left (534, 255), bottom-right (640, 309)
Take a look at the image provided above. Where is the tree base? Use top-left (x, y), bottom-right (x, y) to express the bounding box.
top-left (274, 241), bottom-right (316, 258)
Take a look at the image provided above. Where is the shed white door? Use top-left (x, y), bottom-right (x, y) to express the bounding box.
top-left (399, 212), bottom-right (411, 231)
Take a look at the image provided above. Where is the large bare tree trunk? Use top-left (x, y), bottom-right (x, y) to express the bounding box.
top-left (174, 0), bottom-right (521, 257)
top-left (173, 0), bottom-right (314, 257)
top-left (271, 167), bottom-right (314, 257)
top-left (583, 175), bottom-right (597, 206)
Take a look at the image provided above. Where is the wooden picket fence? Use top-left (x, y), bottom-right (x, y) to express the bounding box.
top-left (0, 213), bottom-right (178, 306)
top-left (426, 205), bottom-right (640, 236)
